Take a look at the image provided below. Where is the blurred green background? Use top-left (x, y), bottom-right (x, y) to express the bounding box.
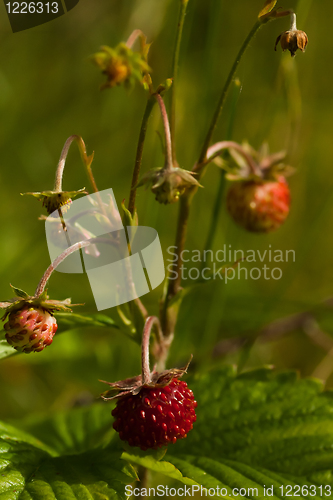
top-left (0, 0), bottom-right (332, 421)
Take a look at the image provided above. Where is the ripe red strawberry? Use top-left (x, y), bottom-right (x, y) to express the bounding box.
top-left (111, 378), bottom-right (197, 450)
top-left (226, 177), bottom-right (290, 233)
top-left (4, 306), bottom-right (58, 353)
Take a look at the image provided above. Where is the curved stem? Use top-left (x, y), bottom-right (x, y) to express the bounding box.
top-left (128, 96), bottom-right (156, 216)
top-left (198, 20), bottom-right (262, 164)
top-left (290, 12), bottom-right (297, 30)
top-left (141, 316), bottom-right (162, 385)
top-left (126, 29), bottom-right (145, 49)
top-left (204, 141), bottom-right (260, 175)
top-left (34, 236), bottom-right (119, 297)
top-left (34, 240), bottom-right (91, 297)
top-left (54, 136), bottom-right (77, 192)
top-left (155, 94), bottom-right (173, 171)
top-left (170, 0), bottom-right (189, 165)
top-left (54, 135), bottom-right (98, 194)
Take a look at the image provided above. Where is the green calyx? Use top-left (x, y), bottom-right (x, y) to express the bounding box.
top-left (220, 142), bottom-right (294, 182)
top-left (138, 167), bottom-right (201, 204)
top-left (0, 286), bottom-right (74, 322)
top-left (22, 188), bottom-right (87, 215)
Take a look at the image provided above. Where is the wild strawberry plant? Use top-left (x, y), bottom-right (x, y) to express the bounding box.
top-left (1, 1), bottom-right (330, 499)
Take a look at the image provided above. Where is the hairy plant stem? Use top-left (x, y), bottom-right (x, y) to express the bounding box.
top-left (126, 29), bottom-right (145, 49)
top-left (204, 141), bottom-right (259, 174)
top-left (155, 93), bottom-right (173, 170)
top-left (54, 135), bottom-right (98, 194)
top-left (160, 19), bottom-right (265, 336)
top-left (34, 240), bottom-right (91, 297)
top-left (202, 79), bottom-right (241, 253)
top-left (128, 96), bottom-right (156, 216)
top-left (197, 20), bottom-right (262, 165)
top-left (160, 189), bottom-right (195, 337)
top-left (141, 316), bottom-right (165, 383)
top-left (204, 175), bottom-right (225, 254)
top-left (34, 236), bottom-right (121, 297)
top-left (289, 12), bottom-right (297, 30)
top-left (161, 140), bottom-right (256, 325)
top-left (170, 0), bottom-right (189, 165)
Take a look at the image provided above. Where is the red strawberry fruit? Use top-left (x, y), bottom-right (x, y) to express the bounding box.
top-left (4, 306), bottom-right (58, 353)
top-left (226, 177), bottom-right (290, 233)
top-left (111, 378), bottom-right (197, 450)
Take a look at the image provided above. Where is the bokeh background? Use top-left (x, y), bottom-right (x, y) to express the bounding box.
top-left (0, 0), bottom-right (332, 421)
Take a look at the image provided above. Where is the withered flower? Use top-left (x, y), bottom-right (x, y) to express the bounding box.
top-left (91, 42), bottom-right (150, 90)
top-left (138, 167), bottom-right (201, 205)
top-left (22, 188), bottom-right (87, 215)
top-left (275, 13), bottom-right (308, 57)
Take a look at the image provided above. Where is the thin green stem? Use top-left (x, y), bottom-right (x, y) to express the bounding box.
top-left (138, 467), bottom-right (150, 498)
top-left (198, 20), bottom-right (261, 165)
top-left (202, 80), bottom-right (241, 254)
top-left (204, 175), bottom-right (226, 254)
top-left (128, 96), bottom-right (156, 216)
top-left (170, 0), bottom-right (189, 165)
top-left (160, 190), bottom-right (194, 337)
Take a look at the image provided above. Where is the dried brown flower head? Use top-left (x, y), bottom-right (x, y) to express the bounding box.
top-left (274, 12), bottom-right (308, 57)
top-left (275, 29), bottom-right (308, 57)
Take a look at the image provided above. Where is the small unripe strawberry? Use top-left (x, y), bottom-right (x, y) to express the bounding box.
top-left (111, 378), bottom-right (197, 450)
top-left (4, 306), bottom-right (57, 353)
top-left (226, 177), bottom-right (290, 233)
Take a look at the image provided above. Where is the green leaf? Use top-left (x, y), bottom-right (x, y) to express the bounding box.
top-left (9, 284), bottom-right (29, 299)
top-left (19, 403), bottom-right (116, 455)
top-left (122, 450), bottom-right (197, 486)
top-left (0, 330), bottom-right (16, 360)
top-left (55, 312), bottom-right (119, 330)
top-left (3, 368), bottom-right (333, 498)
top-left (258, 0), bottom-right (277, 18)
top-left (0, 404), bottom-right (137, 499)
top-left (121, 201), bottom-right (138, 228)
top-left (126, 367), bottom-right (333, 497)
